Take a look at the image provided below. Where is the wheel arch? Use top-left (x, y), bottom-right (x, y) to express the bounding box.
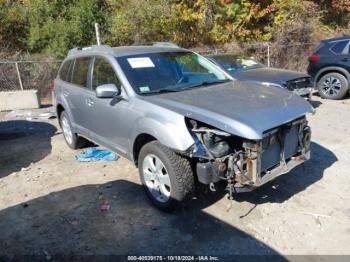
top-left (55, 98), bottom-right (75, 128)
top-left (315, 67), bottom-right (350, 85)
top-left (130, 116), bottom-right (195, 165)
top-left (56, 104), bottom-right (65, 120)
top-left (132, 133), bottom-right (157, 166)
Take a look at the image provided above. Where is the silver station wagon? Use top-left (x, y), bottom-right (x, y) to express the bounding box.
top-left (53, 44), bottom-right (313, 211)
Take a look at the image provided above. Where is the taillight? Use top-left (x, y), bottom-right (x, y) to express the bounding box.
top-left (50, 79), bottom-right (55, 91)
top-left (308, 54), bottom-right (320, 62)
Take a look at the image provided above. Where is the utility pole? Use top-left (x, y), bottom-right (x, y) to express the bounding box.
top-left (267, 42), bottom-right (271, 68)
top-left (95, 23), bottom-right (101, 45)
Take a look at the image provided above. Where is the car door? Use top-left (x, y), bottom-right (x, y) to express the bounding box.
top-left (86, 56), bottom-right (131, 155)
top-left (64, 56), bottom-right (94, 136)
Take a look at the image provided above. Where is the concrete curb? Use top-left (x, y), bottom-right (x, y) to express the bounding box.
top-left (0, 90), bottom-right (41, 111)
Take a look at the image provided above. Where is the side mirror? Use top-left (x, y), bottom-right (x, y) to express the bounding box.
top-left (96, 84), bottom-right (121, 98)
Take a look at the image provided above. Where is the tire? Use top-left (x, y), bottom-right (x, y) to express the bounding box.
top-left (317, 72), bottom-right (349, 100)
top-left (138, 141), bottom-right (194, 211)
top-left (59, 111), bottom-right (86, 149)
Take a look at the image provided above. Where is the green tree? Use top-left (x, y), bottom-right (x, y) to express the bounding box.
top-left (107, 0), bottom-right (172, 46)
top-left (27, 0), bottom-right (107, 57)
top-left (0, 0), bottom-right (349, 57)
top-left (316, 0), bottom-right (350, 26)
top-left (0, 0), bottom-right (29, 50)
top-left (170, 0), bottom-right (276, 45)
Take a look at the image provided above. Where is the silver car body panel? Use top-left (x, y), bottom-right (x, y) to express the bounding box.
top-left (54, 45), bottom-right (313, 164)
top-left (142, 81), bottom-right (314, 140)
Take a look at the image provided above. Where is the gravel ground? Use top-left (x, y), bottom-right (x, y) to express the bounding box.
top-left (0, 96), bottom-right (349, 259)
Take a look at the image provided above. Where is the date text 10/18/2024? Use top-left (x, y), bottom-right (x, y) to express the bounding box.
top-left (127, 256), bottom-right (219, 261)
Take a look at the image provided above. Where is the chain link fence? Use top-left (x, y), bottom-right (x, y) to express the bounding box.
top-left (196, 42), bottom-right (316, 72)
top-left (0, 42), bottom-right (317, 100)
top-left (0, 60), bottom-right (61, 99)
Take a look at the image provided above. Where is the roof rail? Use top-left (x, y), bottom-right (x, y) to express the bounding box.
top-left (131, 42), bottom-right (180, 48)
top-left (322, 35), bottom-right (350, 43)
top-left (152, 42), bottom-right (180, 48)
top-left (67, 45), bottom-right (114, 57)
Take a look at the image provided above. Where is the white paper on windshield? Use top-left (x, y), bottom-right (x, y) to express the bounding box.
top-left (240, 59), bottom-right (258, 67)
top-left (127, 57), bottom-right (155, 68)
top-left (139, 86), bottom-right (150, 93)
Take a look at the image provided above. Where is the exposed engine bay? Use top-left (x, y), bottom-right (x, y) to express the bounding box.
top-left (186, 117), bottom-right (311, 197)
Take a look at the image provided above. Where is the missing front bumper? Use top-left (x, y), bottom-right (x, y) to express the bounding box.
top-left (236, 118), bottom-right (311, 192)
top-left (192, 117), bottom-right (311, 194)
top-left (261, 151), bottom-right (309, 187)
top-left (234, 151), bottom-right (310, 192)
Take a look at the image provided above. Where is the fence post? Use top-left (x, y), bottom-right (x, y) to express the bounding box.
top-left (267, 42), bottom-right (271, 68)
top-left (15, 62), bottom-right (24, 91)
top-left (95, 23), bottom-right (101, 45)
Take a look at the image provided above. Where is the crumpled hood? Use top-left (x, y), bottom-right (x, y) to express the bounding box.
top-left (142, 81), bottom-right (314, 140)
top-left (232, 67), bottom-right (310, 85)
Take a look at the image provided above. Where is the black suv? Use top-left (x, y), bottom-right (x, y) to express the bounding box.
top-left (307, 36), bottom-right (350, 99)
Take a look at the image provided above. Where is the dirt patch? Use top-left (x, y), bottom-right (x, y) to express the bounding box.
top-left (0, 96), bottom-right (349, 257)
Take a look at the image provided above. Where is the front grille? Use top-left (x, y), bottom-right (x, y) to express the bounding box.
top-left (286, 77), bottom-right (312, 91)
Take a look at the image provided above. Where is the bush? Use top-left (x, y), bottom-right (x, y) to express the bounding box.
top-left (0, 0), bottom-right (349, 59)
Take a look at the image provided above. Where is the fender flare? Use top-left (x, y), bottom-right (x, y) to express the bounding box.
top-left (55, 97), bottom-right (74, 128)
top-left (130, 116), bottom-right (195, 161)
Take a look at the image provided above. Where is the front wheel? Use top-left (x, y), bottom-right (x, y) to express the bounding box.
top-left (138, 141), bottom-right (194, 211)
top-left (317, 72), bottom-right (349, 100)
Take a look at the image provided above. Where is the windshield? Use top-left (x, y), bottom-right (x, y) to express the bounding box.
top-left (210, 55), bottom-right (265, 73)
top-left (116, 51), bottom-right (230, 95)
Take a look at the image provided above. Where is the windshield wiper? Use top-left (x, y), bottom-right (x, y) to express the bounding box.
top-left (181, 79), bottom-right (230, 91)
top-left (142, 79), bottom-right (230, 95)
top-left (143, 87), bottom-right (181, 95)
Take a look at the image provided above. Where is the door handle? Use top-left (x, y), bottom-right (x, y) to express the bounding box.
top-left (86, 98), bottom-right (95, 107)
top-left (63, 91), bottom-right (69, 97)
top-left (341, 57), bottom-right (349, 62)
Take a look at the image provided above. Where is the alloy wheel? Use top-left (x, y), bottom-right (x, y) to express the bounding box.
top-left (320, 77), bottom-right (342, 97)
top-left (142, 154), bottom-right (171, 203)
top-left (61, 116), bottom-right (73, 145)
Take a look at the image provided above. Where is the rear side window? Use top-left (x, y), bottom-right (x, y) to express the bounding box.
top-left (92, 57), bottom-right (121, 90)
top-left (345, 42), bottom-right (350, 54)
top-left (59, 60), bottom-right (72, 81)
top-left (330, 41), bottom-right (348, 54)
top-left (71, 57), bottom-right (91, 87)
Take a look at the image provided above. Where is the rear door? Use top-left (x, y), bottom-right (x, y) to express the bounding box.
top-left (64, 56), bottom-right (94, 136)
top-left (54, 59), bottom-right (73, 106)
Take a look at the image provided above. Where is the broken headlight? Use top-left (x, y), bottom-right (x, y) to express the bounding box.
top-left (186, 118), bottom-right (237, 159)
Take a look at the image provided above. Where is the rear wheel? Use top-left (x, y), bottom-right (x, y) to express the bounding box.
top-left (59, 111), bottom-right (86, 149)
top-left (138, 141), bottom-right (194, 211)
top-left (317, 72), bottom-right (349, 100)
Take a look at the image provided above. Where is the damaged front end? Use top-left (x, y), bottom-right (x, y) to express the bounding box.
top-left (185, 117), bottom-right (311, 194)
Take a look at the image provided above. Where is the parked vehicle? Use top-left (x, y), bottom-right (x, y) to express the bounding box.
top-left (307, 35), bottom-right (350, 100)
top-left (53, 44), bottom-right (313, 211)
top-left (206, 54), bottom-right (314, 98)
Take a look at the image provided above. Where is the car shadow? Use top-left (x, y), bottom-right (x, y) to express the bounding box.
top-left (0, 120), bottom-right (57, 178)
top-left (0, 180), bottom-right (286, 260)
top-left (308, 98), bottom-right (322, 108)
top-left (234, 142), bottom-right (337, 205)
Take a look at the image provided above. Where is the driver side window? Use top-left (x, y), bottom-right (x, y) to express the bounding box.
top-left (92, 57), bottom-right (121, 90)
